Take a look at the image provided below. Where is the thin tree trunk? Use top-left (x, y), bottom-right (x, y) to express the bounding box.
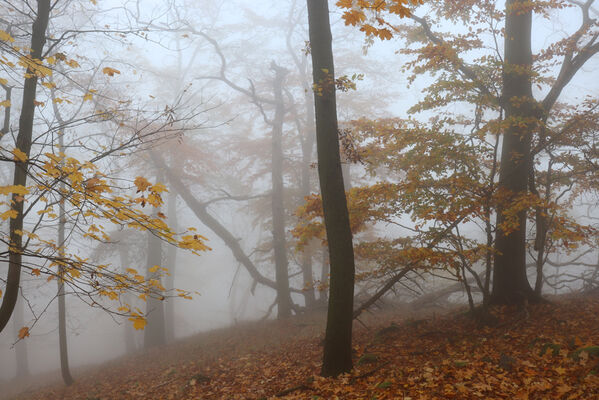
top-left (57, 137), bottom-right (74, 386)
top-left (13, 294), bottom-right (29, 377)
top-left (306, 0), bottom-right (356, 377)
top-left (299, 64), bottom-right (317, 309)
top-left (0, 0), bottom-right (51, 334)
top-left (117, 244), bottom-right (136, 353)
top-left (165, 191), bottom-right (178, 342)
top-left (270, 63), bottom-right (292, 319)
top-left (491, 0), bottom-right (539, 304)
top-left (144, 184), bottom-right (166, 349)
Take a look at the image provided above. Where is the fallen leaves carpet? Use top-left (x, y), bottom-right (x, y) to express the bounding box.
top-left (6, 294), bottom-right (599, 399)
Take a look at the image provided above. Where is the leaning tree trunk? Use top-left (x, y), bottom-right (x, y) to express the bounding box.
top-left (306, 0), bottom-right (356, 377)
top-left (0, 0), bottom-right (51, 334)
top-left (270, 63), bottom-right (293, 319)
top-left (492, 0), bottom-right (539, 304)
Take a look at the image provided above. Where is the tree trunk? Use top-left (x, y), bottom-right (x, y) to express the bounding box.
top-left (491, 0), bottom-right (539, 304)
top-left (165, 191), bottom-right (178, 341)
top-left (117, 243), bottom-right (137, 353)
top-left (0, 0), bottom-right (51, 334)
top-left (57, 134), bottom-right (74, 386)
top-left (270, 63), bottom-right (292, 319)
top-left (144, 213), bottom-right (166, 349)
top-left (299, 69), bottom-right (317, 309)
top-left (306, 0), bottom-right (356, 377)
top-left (155, 154), bottom-right (293, 294)
top-left (318, 248), bottom-right (329, 305)
top-left (13, 294), bottom-right (29, 378)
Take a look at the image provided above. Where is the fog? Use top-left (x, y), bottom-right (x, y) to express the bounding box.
top-left (0, 0), bottom-right (598, 398)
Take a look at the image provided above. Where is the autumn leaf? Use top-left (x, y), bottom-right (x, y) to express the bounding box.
top-left (0, 185), bottom-right (29, 196)
top-left (18, 327), bottom-right (30, 339)
top-left (0, 209), bottom-right (18, 220)
top-left (12, 148), bottom-right (28, 162)
top-left (134, 176), bottom-right (152, 192)
top-left (0, 30), bottom-right (15, 43)
top-left (129, 314), bottom-right (147, 330)
top-left (102, 66), bottom-right (121, 77)
top-left (149, 265), bottom-right (160, 273)
top-left (0, 100), bottom-right (10, 108)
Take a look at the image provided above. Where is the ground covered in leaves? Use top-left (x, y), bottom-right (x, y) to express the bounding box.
top-left (6, 293), bottom-right (599, 400)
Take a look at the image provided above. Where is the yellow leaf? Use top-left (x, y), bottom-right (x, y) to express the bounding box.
top-left (65, 59), bottom-right (80, 68)
top-left (149, 265), bottom-right (160, 273)
top-left (0, 30), bottom-right (15, 43)
top-left (129, 315), bottom-right (147, 330)
top-left (12, 148), bottom-right (28, 162)
top-left (134, 176), bottom-right (152, 192)
top-left (42, 81), bottom-right (56, 89)
top-left (0, 185), bottom-right (29, 196)
top-left (0, 100), bottom-right (10, 108)
top-left (0, 209), bottom-right (18, 220)
top-left (102, 67), bottom-right (121, 77)
top-left (31, 268), bottom-right (40, 276)
top-left (18, 327), bottom-right (30, 339)
top-left (0, 78), bottom-right (7, 85)
top-left (151, 183), bottom-right (168, 193)
top-left (83, 93), bottom-right (93, 102)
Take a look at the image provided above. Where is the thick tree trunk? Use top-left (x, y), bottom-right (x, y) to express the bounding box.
top-left (165, 191), bottom-right (178, 341)
top-left (144, 213), bottom-right (166, 349)
top-left (270, 63), bottom-right (292, 319)
top-left (318, 248), bottom-right (329, 305)
top-left (0, 0), bottom-right (51, 334)
top-left (491, 0), bottom-right (539, 304)
top-left (306, 0), bottom-right (356, 377)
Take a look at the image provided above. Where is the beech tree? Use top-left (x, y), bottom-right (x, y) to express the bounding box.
top-left (306, 0), bottom-right (356, 378)
top-left (0, 0), bottom-right (208, 340)
top-left (328, 0), bottom-right (599, 308)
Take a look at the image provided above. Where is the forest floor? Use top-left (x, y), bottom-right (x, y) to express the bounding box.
top-left (4, 292), bottom-right (599, 400)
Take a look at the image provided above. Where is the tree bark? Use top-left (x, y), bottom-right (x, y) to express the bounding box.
top-left (299, 62), bottom-right (317, 309)
top-left (270, 63), bottom-right (292, 319)
top-left (165, 191), bottom-right (178, 341)
top-left (117, 244), bottom-right (137, 354)
top-left (57, 137), bottom-right (74, 386)
top-left (491, 0), bottom-right (539, 304)
top-left (13, 294), bottom-right (29, 378)
top-left (0, 0), bottom-right (51, 334)
top-left (306, 0), bottom-right (356, 377)
top-left (144, 207), bottom-right (166, 348)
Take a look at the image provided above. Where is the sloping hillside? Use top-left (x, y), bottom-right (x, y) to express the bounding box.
top-left (6, 294), bottom-right (599, 399)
